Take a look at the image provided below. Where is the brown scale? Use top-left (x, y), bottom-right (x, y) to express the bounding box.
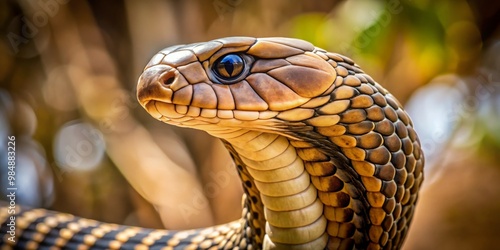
top-left (300, 49), bottom-right (425, 249)
top-left (0, 202), bottom-right (244, 250)
top-left (2, 37), bottom-right (424, 250)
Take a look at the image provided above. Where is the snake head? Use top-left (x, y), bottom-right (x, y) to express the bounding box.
top-left (137, 37), bottom-right (344, 135)
top-left (137, 37), bottom-right (425, 249)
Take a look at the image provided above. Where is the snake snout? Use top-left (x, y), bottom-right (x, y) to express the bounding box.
top-left (137, 65), bottom-right (175, 108)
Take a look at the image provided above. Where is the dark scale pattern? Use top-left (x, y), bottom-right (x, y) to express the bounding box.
top-left (1, 37), bottom-right (424, 250)
top-left (0, 202), bottom-right (244, 250)
top-left (300, 49), bottom-right (424, 249)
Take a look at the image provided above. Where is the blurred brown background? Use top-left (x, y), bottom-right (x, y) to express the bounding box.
top-left (1, 0), bottom-right (500, 249)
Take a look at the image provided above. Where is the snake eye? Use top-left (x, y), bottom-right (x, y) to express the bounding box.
top-left (215, 54), bottom-right (243, 78)
top-left (211, 54), bottom-right (251, 84)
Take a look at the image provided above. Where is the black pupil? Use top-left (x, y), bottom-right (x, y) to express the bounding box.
top-left (216, 54), bottom-right (244, 79)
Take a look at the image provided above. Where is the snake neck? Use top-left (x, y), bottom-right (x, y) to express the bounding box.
top-left (212, 129), bottom-right (343, 249)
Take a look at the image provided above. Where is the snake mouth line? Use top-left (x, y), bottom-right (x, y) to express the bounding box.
top-left (145, 101), bottom-right (307, 140)
top-left (146, 100), bottom-right (281, 126)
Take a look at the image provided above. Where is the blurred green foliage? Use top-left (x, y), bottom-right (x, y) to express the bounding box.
top-left (0, 0), bottom-right (499, 248)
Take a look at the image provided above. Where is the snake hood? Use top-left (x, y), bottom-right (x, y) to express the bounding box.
top-left (0, 37), bottom-right (423, 250)
top-left (137, 37), bottom-right (424, 249)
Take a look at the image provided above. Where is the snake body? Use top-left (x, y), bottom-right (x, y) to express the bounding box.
top-left (0, 37), bottom-right (424, 249)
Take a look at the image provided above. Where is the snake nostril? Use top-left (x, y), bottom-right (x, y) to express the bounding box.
top-left (164, 76), bottom-right (174, 85)
top-left (160, 71), bottom-right (176, 87)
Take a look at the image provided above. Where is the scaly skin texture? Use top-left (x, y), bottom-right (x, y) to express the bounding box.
top-left (0, 37), bottom-right (424, 250)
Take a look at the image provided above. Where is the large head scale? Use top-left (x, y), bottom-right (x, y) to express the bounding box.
top-left (137, 37), bottom-right (424, 249)
top-left (137, 37), bottom-right (341, 136)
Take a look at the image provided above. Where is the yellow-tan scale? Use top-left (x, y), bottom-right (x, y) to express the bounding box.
top-left (0, 37), bottom-right (423, 250)
top-left (137, 37), bottom-right (424, 250)
top-left (0, 204), bottom-right (248, 249)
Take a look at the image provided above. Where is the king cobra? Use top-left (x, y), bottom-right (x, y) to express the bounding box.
top-left (0, 37), bottom-right (424, 250)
